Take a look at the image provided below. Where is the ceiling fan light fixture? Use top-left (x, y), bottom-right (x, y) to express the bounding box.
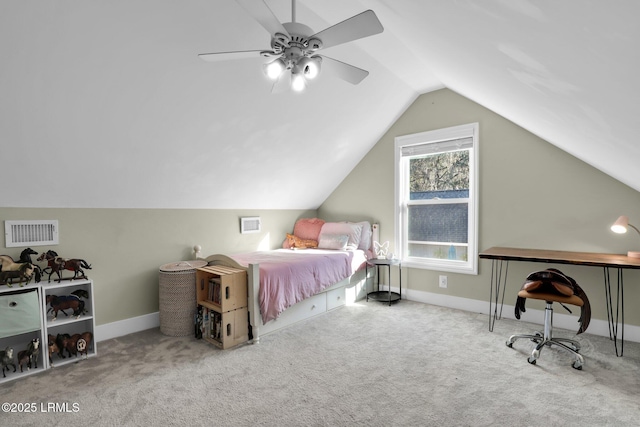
top-left (200, 1), bottom-right (384, 92)
top-left (298, 56), bottom-right (321, 80)
top-left (307, 38), bottom-right (323, 51)
top-left (291, 72), bottom-right (306, 92)
top-left (264, 58), bottom-right (286, 80)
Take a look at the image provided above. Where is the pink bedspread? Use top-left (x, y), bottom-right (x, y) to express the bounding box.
top-left (230, 249), bottom-right (368, 324)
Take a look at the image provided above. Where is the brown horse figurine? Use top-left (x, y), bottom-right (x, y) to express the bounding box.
top-left (37, 250), bottom-right (92, 282)
top-left (17, 338), bottom-right (39, 372)
top-left (46, 294), bottom-right (86, 320)
top-left (76, 332), bottom-right (93, 359)
top-left (47, 334), bottom-right (59, 365)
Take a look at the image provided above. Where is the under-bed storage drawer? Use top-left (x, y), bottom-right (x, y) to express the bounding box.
top-left (260, 292), bottom-right (327, 335)
top-left (326, 287), bottom-right (346, 311)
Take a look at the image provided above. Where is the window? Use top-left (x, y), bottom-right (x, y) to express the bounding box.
top-left (395, 123), bottom-right (479, 274)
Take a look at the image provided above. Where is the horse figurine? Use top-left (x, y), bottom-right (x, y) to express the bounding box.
top-left (17, 338), bottom-right (40, 372)
top-left (27, 338), bottom-right (39, 369)
top-left (18, 248), bottom-right (42, 282)
top-left (76, 332), bottom-right (93, 359)
top-left (37, 250), bottom-right (92, 282)
top-left (0, 254), bottom-right (33, 275)
top-left (17, 349), bottom-right (31, 372)
top-left (65, 334), bottom-right (81, 358)
top-left (0, 262), bottom-right (35, 287)
top-left (1, 347), bottom-right (16, 378)
top-left (0, 249), bottom-right (41, 285)
top-left (47, 334), bottom-right (58, 365)
top-left (55, 334), bottom-right (71, 359)
top-left (46, 294), bottom-right (86, 320)
top-left (0, 254), bottom-right (19, 271)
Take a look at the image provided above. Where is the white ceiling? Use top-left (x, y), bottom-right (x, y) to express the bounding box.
top-left (1, 0), bottom-right (638, 209)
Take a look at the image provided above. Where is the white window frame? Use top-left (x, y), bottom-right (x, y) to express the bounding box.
top-left (394, 123), bottom-right (479, 274)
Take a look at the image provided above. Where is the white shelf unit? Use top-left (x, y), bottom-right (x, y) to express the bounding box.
top-left (41, 278), bottom-right (97, 368)
top-left (0, 283), bottom-right (46, 384)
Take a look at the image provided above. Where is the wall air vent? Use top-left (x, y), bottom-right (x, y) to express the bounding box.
top-left (4, 220), bottom-right (59, 248)
top-left (240, 217), bottom-right (261, 234)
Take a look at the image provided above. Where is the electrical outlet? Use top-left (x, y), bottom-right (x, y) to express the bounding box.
top-left (439, 275), bottom-right (448, 288)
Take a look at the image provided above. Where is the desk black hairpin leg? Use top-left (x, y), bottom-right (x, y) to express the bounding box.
top-left (603, 267), bottom-right (624, 356)
top-left (489, 259), bottom-right (509, 332)
top-left (398, 264), bottom-right (402, 306)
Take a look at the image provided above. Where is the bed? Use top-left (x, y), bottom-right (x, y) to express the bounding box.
top-left (202, 219), bottom-right (378, 343)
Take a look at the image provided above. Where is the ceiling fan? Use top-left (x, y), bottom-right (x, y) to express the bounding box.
top-left (198, 0), bottom-right (384, 92)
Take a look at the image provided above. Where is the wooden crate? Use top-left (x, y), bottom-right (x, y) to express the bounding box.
top-left (199, 306), bottom-right (249, 350)
top-left (196, 265), bottom-right (247, 312)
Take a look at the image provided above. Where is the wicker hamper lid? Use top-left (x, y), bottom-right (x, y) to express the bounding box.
top-left (159, 260), bottom-right (207, 272)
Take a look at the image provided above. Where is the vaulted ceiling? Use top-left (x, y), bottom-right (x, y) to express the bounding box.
top-left (2, 1), bottom-right (638, 209)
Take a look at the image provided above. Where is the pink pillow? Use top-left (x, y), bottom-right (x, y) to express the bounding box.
top-left (293, 218), bottom-right (325, 241)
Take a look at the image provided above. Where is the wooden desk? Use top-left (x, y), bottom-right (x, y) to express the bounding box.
top-left (479, 247), bottom-right (640, 356)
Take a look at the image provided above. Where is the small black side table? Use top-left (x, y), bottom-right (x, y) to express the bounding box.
top-left (366, 258), bottom-right (401, 305)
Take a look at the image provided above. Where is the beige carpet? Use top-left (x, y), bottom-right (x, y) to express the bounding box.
top-left (1, 300), bottom-right (639, 426)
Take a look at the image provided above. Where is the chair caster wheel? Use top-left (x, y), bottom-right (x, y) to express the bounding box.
top-left (572, 360), bottom-right (583, 370)
top-left (506, 341), bottom-right (513, 348)
top-left (527, 356), bottom-right (537, 365)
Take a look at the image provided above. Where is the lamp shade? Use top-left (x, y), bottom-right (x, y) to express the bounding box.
top-left (611, 215), bottom-right (629, 234)
top-left (291, 72), bottom-right (306, 92)
top-left (297, 56), bottom-right (321, 80)
top-left (610, 215), bottom-right (640, 258)
top-left (264, 58), bottom-right (286, 80)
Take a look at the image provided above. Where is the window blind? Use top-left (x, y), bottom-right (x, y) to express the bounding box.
top-left (401, 137), bottom-right (473, 157)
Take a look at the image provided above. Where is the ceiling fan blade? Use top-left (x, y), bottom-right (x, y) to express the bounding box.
top-left (310, 10), bottom-right (383, 50)
top-left (320, 56), bottom-right (369, 85)
top-left (198, 50), bottom-right (265, 62)
top-left (236, 0), bottom-right (289, 38)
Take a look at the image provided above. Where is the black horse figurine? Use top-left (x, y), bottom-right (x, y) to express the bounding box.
top-left (18, 248), bottom-right (41, 282)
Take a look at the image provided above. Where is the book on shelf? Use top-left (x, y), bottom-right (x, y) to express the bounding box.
top-left (208, 278), bottom-right (222, 304)
top-left (195, 306), bottom-right (203, 339)
top-left (211, 310), bottom-right (222, 342)
top-left (203, 308), bottom-right (210, 340)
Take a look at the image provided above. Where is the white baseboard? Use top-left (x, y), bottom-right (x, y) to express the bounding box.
top-left (400, 287), bottom-right (640, 344)
top-left (95, 312), bottom-right (160, 342)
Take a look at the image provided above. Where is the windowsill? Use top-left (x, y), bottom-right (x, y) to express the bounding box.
top-left (401, 259), bottom-right (478, 275)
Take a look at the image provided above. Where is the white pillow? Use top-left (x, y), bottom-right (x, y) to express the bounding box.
top-left (319, 222), bottom-right (363, 250)
top-left (318, 234), bottom-right (349, 250)
top-left (349, 221), bottom-right (372, 251)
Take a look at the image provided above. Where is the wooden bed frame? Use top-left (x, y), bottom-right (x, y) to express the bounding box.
top-left (202, 253), bottom-right (369, 344)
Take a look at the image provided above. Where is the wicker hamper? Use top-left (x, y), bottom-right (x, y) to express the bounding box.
top-left (158, 260), bottom-right (207, 337)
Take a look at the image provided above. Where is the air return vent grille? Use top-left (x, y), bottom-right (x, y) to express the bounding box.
top-left (4, 220), bottom-right (59, 248)
top-left (240, 217), bottom-right (261, 234)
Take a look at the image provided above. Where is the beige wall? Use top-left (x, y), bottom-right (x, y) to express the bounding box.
top-left (319, 88), bottom-right (640, 328)
top-left (0, 208), bottom-right (315, 325)
top-left (4, 88), bottom-right (640, 331)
